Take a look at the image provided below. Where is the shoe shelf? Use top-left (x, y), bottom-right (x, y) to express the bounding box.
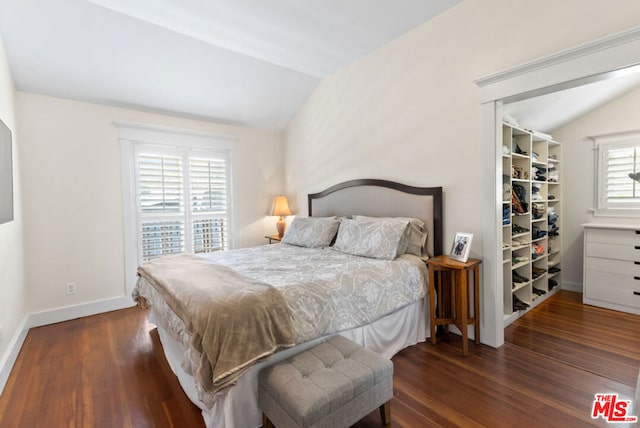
top-left (548, 272), bottom-right (561, 280)
top-left (511, 260), bottom-right (529, 270)
top-left (501, 122), bottom-right (562, 325)
top-left (512, 281), bottom-right (529, 293)
top-left (533, 273), bottom-right (548, 283)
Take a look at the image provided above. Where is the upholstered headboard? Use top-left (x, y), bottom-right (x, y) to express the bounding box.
top-left (308, 179), bottom-right (443, 257)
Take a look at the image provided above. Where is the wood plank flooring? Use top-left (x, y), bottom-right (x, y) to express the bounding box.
top-left (0, 290), bottom-right (638, 427)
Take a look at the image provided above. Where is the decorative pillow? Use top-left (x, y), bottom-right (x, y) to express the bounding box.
top-left (333, 218), bottom-right (409, 260)
top-left (353, 215), bottom-right (428, 257)
top-left (281, 217), bottom-right (340, 248)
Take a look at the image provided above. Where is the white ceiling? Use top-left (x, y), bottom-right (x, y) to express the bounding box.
top-left (0, 0), bottom-right (461, 130)
top-left (504, 69), bottom-right (640, 134)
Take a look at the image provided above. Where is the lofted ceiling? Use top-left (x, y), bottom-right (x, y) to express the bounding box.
top-left (0, 0), bottom-right (461, 130)
top-left (504, 68), bottom-right (640, 135)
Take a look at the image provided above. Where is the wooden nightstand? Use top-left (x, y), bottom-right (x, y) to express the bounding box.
top-left (265, 234), bottom-right (282, 244)
top-left (427, 255), bottom-right (481, 356)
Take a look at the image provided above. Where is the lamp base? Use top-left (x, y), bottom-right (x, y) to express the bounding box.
top-left (276, 217), bottom-right (286, 238)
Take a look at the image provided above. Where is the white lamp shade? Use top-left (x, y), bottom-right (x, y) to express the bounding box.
top-left (271, 195), bottom-right (292, 216)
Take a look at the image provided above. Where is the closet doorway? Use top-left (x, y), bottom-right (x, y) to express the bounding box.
top-left (476, 26), bottom-right (640, 348)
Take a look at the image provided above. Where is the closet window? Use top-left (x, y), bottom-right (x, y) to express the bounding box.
top-left (594, 131), bottom-right (640, 214)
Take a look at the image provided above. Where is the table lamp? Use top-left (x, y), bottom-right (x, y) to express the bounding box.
top-left (272, 195), bottom-right (292, 237)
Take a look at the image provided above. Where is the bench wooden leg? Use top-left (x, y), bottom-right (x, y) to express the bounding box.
top-left (262, 413), bottom-right (274, 428)
top-left (379, 401), bottom-right (391, 426)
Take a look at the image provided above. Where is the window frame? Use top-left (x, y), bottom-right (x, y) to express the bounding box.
top-left (118, 122), bottom-right (237, 295)
top-left (593, 130), bottom-right (640, 217)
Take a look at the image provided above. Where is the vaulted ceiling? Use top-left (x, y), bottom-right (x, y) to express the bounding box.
top-left (0, 0), bottom-right (461, 130)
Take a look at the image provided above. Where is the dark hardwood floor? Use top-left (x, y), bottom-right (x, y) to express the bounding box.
top-left (0, 290), bottom-right (638, 427)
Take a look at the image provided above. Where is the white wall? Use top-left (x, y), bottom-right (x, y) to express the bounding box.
top-left (285, 0), bottom-right (640, 261)
top-left (0, 35), bottom-right (26, 379)
top-left (551, 85), bottom-right (640, 291)
top-left (16, 93), bottom-right (284, 313)
top-left (284, 0), bottom-right (640, 346)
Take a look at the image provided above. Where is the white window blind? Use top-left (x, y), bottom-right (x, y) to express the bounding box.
top-left (190, 156), bottom-right (229, 254)
top-left (604, 146), bottom-right (640, 204)
top-left (594, 131), bottom-right (640, 214)
top-left (137, 153), bottom-right (185, 261)
top-left (133, 145), bottom-right (233, 262)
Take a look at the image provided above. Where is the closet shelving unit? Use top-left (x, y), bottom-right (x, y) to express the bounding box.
top-left (501, 123), bottom-right (562, 326)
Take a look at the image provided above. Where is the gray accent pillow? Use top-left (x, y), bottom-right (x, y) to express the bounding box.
top-left (333, 218), bottom-right (409, 260)
top-left (353, 215), bottom-right (427, 257)
top-left (281, 217), bottom-right (340, 248)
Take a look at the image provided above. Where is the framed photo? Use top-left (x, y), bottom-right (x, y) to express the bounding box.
top-left (450, 232), bottom-right (473, 262)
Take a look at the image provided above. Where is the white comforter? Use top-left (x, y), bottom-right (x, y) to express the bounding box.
top-left (200, 243), bottom-right (428, 341)
top-left (134, 243), bottom-right (428, 408)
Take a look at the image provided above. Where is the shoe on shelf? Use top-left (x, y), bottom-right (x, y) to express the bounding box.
top-left (548, 267), bottom-right (561, 274)
top-left (512, 237), bottom-right (529, 246)
top-left (512, 256), bottom-right (529, 265)
top-left (512, 271), bottom-right (529, 284)
top-left (532, 287), bottom-right (546, 296)
top-left (512, 224), bottom-right (530, 235)
top-left (532, 267), bottom-right (546, 279)
top-left (549, 279), bottom-right (558, 289)
top-left (513, 295), bottom-right (530, 311)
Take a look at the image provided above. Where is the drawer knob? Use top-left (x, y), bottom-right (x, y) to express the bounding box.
top-left (635, 246), bottom-right (640, 250)
top-left (636, 231), bottom-right (640, 234)
top-left (635, 291), bottom-right (640, 296)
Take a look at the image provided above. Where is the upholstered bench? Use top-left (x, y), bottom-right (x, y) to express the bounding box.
top-left (258, 335), bottom-right (393, 428)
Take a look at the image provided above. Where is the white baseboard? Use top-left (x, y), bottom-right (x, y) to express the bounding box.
top-left (27, 296), bottom-right (134, 328)
top-left (0, 316), bottom-right (28, 397)
top-left (0, 296), bottom-right (135, 395)
top-left (561, 280), bottom-right (583, 293)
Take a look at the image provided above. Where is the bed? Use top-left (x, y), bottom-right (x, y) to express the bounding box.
top-left (134, 179), bottom-right (443, 428)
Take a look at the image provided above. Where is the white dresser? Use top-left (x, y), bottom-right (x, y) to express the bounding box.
top-left (583, 223), bottom-right (640, 315)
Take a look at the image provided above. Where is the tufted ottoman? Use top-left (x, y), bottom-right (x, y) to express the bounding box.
top-left (258, 335), bottom-right (393, 428)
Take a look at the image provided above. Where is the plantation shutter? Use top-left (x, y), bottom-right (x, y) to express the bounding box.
top-left (604, 144), bottom-right (640, 205)
top-left (134, 145), bottom-right (232, 263)
top-left (190, 156), bottom-right (229, 253)
top-left (136, 153), bottom-right (185, 261)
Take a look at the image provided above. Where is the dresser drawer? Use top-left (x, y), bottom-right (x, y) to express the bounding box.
top-left (584, 270), bottom-right (640, 309)
top-left (586, 227), bottom-right (640, 245)
top-left (585, 257), bottom-right (640, 276)
top-left (585, 242), bottom-right (640, 261)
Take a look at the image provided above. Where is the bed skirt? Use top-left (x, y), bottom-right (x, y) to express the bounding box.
top-left (150, 296), bottom-right (429, 428)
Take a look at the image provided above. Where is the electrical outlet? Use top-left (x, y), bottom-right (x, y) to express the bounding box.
top-left (66, 282), bottom-right (76, 295)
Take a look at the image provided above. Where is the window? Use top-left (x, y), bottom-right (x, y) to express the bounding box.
top-left (594, 131), bottom-right (640, 214)
top-left (135, 147), bottom-right (231, 261)
top-left (119, 123), bottom-right (236, 293)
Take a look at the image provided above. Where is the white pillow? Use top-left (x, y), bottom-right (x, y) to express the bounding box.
top-left (281, 217), bottom-right (340, 248)
top-left (332, 218), bottom-right (409, 260)
top-left (353, 215), bottom-right (427, 257)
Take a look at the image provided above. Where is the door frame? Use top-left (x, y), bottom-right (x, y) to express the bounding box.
top-left (475, 26), bottom-right (640, 347)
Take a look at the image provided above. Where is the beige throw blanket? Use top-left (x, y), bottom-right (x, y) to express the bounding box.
top-left (137, 254), bottom-right (295, 395)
